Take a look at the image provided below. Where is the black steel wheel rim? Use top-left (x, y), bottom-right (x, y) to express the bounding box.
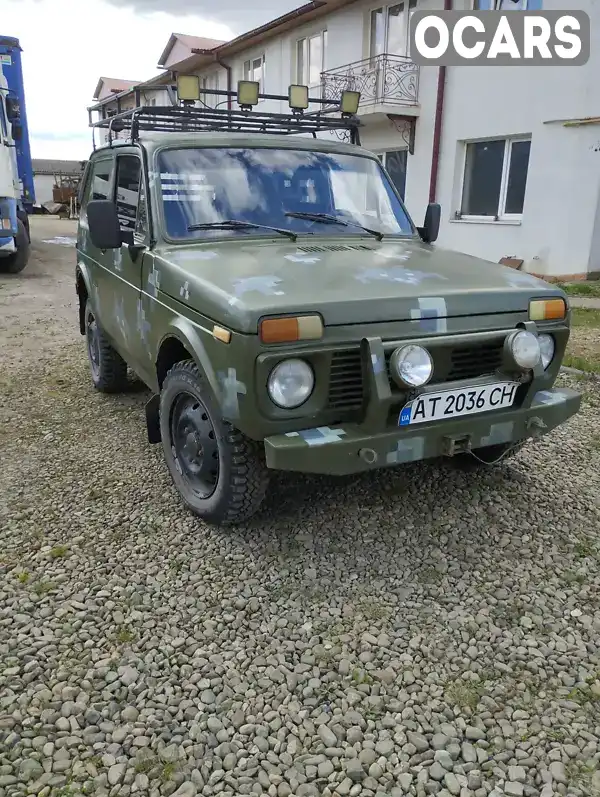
top-left (170, 391), bottom-right (220, 499)
top-left (86, 309), bottom-right (101, 379)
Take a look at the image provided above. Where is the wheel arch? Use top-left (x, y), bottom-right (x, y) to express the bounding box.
top-left (75, 261), bottom-right (93, 335)
top-left (155, 319), bottom-right (220, 401)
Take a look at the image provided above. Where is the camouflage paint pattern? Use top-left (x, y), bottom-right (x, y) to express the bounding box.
top-left (75, 134), bottom-right (581, 474)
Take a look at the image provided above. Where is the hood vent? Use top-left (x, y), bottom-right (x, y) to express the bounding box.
top-left (296, 243), bottom-right (376, 253)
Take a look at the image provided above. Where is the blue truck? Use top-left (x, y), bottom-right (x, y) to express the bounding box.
top-left (0, 35), bottom-right (34, 273)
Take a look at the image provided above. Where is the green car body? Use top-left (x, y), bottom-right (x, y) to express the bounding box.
top-left (75, 131), bottom-right (581, 525)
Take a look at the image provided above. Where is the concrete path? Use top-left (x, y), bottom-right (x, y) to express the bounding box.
top-left (568, 296), bottom-right (600, 309)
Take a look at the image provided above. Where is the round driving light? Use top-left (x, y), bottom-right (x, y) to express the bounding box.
top-left (509, 330), bottom-right (541, 369)
top-left (538, 333), bottom-right (555, 369)
top-left (390, 344), bottom-right (433, 388)
top-left (268, 358), bottom-right (314, 408)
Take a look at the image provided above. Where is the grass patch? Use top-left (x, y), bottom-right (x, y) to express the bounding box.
top-left (32, 580), bottom-right (54, 596)
top-left (563, 353), bottom-right (600, 373)
top-left (16, 571), bottom-right (30, 584)
top-left (444, 680), bottom-right (483, 711)
top-left (564, 310), bottom-right (600, 373)
top-left (50, 544), bottom-right (69, 559)
top-left (571, 308), bottom-right (600, 329)
top-left (559, 281), bottom-right (600, 299)
top-left (116, 626), bottom-right (136, 644)
top-left (574, 536), bottom-right (596, 559)
top-left (566, 761), bottom-right (599, 795)
top-left (134, 756), bottom-right (157, 775)
top-left (160, 762), bottom-right (177, 782)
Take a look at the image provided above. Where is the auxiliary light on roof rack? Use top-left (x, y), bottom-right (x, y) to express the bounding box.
top-left (88, 77), bottom-right (363, 149)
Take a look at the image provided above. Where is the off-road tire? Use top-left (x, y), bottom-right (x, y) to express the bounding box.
top-left (0, 219), bottom-right (29, 274)
top-left (159, 359), bottom-right (270, 526)
top-left (84, 299), bottom-right (129, 393)
top-left (451, 440), bottom-right (527, 470)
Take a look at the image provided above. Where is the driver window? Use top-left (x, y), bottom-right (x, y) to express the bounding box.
top-left (115, 155), bottom-right (146, 244)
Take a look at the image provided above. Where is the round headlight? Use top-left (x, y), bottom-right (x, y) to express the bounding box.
top-left (509, 330), bottom-right (541, 369)
top-left (538, 333), bottom-right (555, 369)
top-left (390, 344), bottom-right (433, 388)
top-left (268, 359), bottom-right (314, 408)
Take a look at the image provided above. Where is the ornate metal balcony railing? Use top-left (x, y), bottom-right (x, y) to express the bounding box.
top-left (321, 53), bottom-right (419, 110)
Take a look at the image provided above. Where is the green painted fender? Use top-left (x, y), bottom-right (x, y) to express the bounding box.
top-left (158, 317), bottom-right (221, 403)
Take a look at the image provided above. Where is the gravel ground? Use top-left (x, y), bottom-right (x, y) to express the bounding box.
top-left (1, 219), bottom-right (600, 797)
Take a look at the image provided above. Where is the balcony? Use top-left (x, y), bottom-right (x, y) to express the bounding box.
top-left (321, 53), bottom-right (420, 126)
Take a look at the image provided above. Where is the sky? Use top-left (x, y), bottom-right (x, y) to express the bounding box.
top-left (2, 0), bottom-right (301, 161)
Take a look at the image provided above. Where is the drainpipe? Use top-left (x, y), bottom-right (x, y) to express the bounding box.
top-left (428, 0), bottom-right (452, 203)
top-left (216, 56), bottom-right (233, 109)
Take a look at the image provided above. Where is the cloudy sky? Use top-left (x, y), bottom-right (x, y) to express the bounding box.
top-left (2, 0), bottom-right (301, 161)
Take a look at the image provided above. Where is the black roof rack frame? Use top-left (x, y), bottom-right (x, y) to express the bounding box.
top-left (88, 86), bottom-right (362, 149)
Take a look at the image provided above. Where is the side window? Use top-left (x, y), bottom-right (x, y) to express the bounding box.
top-left (80, 158), bottom-right (114, 217)
top-left (114, 155), bottom-right (145, 244)
top-left (91, 160), bottom-right (113, 201)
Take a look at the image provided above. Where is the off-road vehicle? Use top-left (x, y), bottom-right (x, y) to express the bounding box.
top-left (76, 79), bottom-right (581, 525)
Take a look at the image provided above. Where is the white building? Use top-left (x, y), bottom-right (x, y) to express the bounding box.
top-left (90, 0), bottom-right (600, 281)
top-left (32, 159), bottom-right (86, 206)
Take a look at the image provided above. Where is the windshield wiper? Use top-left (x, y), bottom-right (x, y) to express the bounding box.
top-left (187, 219), bottom-right (297, 241)
top-left (284, 211), bottom-right (384, 242)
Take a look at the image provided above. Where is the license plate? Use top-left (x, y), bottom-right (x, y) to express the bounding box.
top-left (398, 381), bottom-right (520, 426)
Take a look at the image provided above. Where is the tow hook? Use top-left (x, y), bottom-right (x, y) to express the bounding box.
top-left (441, 434), bottom-right (472, 457)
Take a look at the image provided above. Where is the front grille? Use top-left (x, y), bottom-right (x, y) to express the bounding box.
top-left (447, 340), bottom-right (504, 382)
top-left (328, 349), bottom-right (364, 410)
top-left (327, 338), bottom-right (506, 411)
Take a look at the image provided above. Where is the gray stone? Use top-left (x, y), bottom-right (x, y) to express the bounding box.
top-left (345, 759), bottom-right (366, 782)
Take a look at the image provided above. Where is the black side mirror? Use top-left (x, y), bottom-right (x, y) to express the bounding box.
top-left (87, 200), bottom-right (122, 250)
top-left (418, 202), bottom-right (441, 244)
top-left (11, 122), bottom-right (22, 142)
top-left (5, 97), bottom-right (20, 120)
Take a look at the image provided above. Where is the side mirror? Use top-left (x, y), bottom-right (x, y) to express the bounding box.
top-left (418, 202), bottom-right (441, 244)
top-left (5, 97), bottom-right (20, 120)
top-left (87, 200), bottom-right (122, 249)
top-left (11, 122), bottom-right (22, 142)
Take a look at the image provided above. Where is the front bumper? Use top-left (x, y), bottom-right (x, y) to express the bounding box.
top-left (263, 386), bottom-right (581, 475)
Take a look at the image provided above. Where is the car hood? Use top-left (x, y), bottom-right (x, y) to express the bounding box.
top-left (155, 237), bottom-right (565, 334)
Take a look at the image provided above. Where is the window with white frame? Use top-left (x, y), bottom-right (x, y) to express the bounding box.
top-left (243, 55), bottom-right (266, 90)
top-left (474, 0), bottom-right (542, 9)
top-left (460, 137), bottom-right (531, 219)
top-left (297, 30), bottom-right (327, 91)
top-left (370, 1), bottom-right (417, 59)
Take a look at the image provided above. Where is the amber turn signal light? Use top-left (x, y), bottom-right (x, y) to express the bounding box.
top-left (529, 298), bottom-right (567, 321)
top-left (259, 315), bottom-right (323, 344)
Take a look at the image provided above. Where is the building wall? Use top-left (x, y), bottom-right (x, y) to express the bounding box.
top-left (433, 0), bottom-right (600, 278)
top-left (33, 174), bottom-right (55, 205)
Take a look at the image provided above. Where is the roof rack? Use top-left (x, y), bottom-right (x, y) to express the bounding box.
top-left (88, 82), bottom-right (362, 149)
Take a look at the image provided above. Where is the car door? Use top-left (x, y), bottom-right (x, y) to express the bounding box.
top-left (77, 153), bottom-right (116, 335)
top-left (108, 149), bottom-right (152, 377)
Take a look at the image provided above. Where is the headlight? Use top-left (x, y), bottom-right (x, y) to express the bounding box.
top-left (508, 330), bottom-right (541, 369)
top-left (538, 333), bottom-right (555, 369)
top-left (267, 359), bottom-right (314, 408)
top-left (390, 344), bottom-right (433, 387)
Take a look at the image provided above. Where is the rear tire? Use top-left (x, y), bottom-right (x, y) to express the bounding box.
top-left (0, 219), bottom-right (29, 274)
top-left (159, 359), bottom-right (270, 526)
top-left (84, 300), bottom-right (129, 393)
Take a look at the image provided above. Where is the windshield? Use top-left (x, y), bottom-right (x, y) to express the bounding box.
top-left (156, 146), bottom-right (416, 241)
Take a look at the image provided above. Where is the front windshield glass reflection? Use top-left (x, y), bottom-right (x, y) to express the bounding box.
top-left (156, 146), bottom-right (416, 240)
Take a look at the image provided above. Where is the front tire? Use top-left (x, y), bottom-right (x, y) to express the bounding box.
top-left (84, 300), bottom-right (128, 393)
top-left (159, 360), bottom-right (270, 526)
top-left (0, 219), bottom-right (29, 274)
